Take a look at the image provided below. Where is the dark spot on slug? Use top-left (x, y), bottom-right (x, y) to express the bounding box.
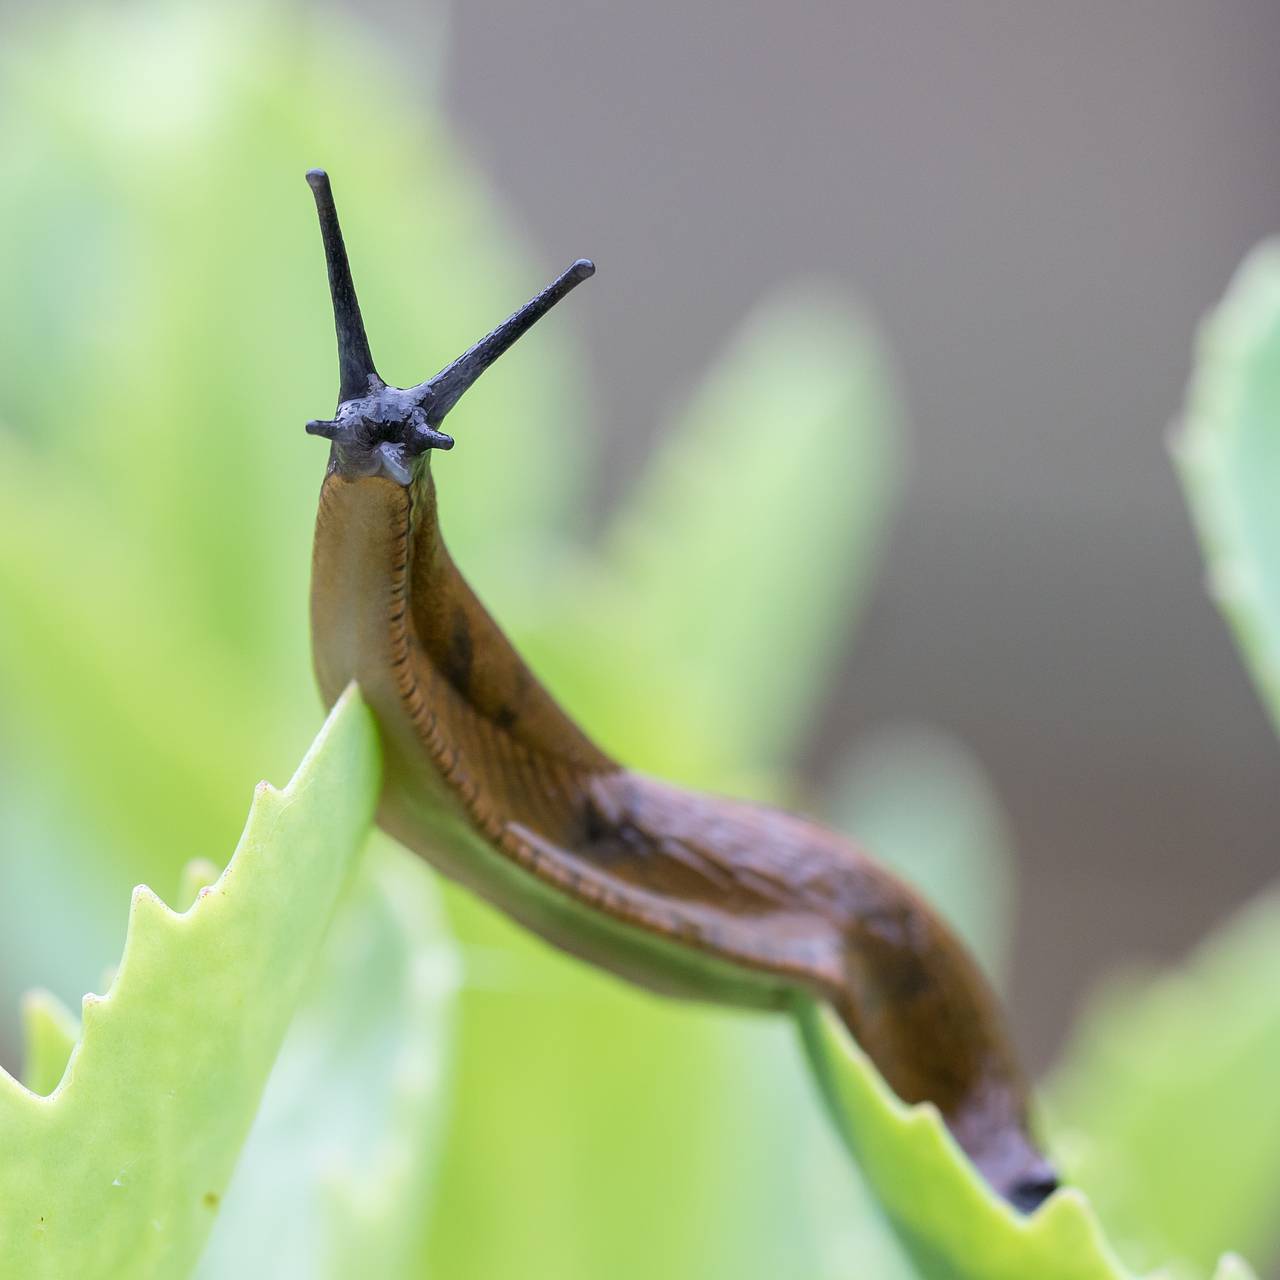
top-left (444, 607), bottom-right (473, 695)
top-left (494, 703), bottom-right (518, 730)
top-left (876, 951), bottom-right (934, 1003)
top-left (582, 795), bottom-right (610, 844)
top-left (579, 794), bottom-right (658, 863)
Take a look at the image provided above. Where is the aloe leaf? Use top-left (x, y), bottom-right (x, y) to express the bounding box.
top-left (196, 838), bottom-right (456, 1279)
top-left (0, 685), bottom-right (380, 1279)
top-left (1060, 239), bottom-right (1280, 1271)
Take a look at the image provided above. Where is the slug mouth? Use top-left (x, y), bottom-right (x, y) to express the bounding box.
top-left (304, 168), bottom-right (593, 486)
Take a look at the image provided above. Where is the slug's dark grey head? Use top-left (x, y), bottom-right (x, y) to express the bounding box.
top-left (304, 169), bottom-right (594, 485)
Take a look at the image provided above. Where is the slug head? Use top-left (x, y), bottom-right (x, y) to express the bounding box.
top-left (304, 168), bottom-right (594, 485)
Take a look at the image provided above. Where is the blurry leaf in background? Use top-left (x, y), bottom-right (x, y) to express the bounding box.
top-left (1047, 892), bottom-right (1280, 1278)
top-left (1214, 1258), bottom-right (1263, 1280)
top-left (19, 989), bottom-right (79, 1098)
top-left (0, 684), bottom-right (380, 1279)
top-left (1175, 239), bottom-right (1280, 730)
top-left (826, 724), bottom-right (1015, 984)
top-left (512, 290), bottom-right (902, 792)
top-left (1037, 241), bottom-right (1280, 1278)
top-left (197, 838), bottom-right (457, 1280)
top-left (0, 758), bottom-right (124, 1061)
top-left (599, 292), bottom-right (903, 780)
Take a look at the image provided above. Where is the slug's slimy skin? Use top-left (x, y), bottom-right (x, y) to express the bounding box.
top-left (303, 169), bottom-right (1059, 1213)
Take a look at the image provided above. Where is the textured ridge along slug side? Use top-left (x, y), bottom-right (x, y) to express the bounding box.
top-left (303, 168), bottom-right (1058, 1212)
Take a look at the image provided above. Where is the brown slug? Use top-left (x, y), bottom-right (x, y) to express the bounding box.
top-left (302, 169), bottom-right (1058, 1213)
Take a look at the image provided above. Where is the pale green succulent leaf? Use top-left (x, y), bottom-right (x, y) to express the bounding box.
top-left (0, 685), bottom-right (380, 1279)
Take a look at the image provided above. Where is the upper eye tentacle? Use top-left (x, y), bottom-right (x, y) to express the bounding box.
top-left (304, 168), bottom-right (593, 484)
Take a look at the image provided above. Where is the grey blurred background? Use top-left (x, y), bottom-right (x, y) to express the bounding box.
top-left (367, 0), bottom-right (1280, 1067)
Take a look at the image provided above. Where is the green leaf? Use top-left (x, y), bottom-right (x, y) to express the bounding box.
top-left (595, 291), bottom-right (902, 781)
top-left (0, 433), bottom-right (270, 897)
top-left (0, 685), bottom-right (380, 1279)
top-left (197, 838), bottom-right (455, 1280)
top-left (19, 990), bottom-right (79, 1097)
top-left (800, 999), bottom-right (1259, 1280)
top-left (1047, 890), bottom-right (1280, 1275)
top-left (797, 1000), bottom-right (1140, 1280)
top-left (1099, 238), bottom-right (1280, 1272)
top-left (1174, 240), bottom-right (1280, 732)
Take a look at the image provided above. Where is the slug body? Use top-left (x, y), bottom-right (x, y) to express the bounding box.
top-left (304, 170), bottom-right (1057, 1213)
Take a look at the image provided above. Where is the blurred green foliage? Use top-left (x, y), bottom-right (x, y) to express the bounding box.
top-left (1, 3), bottom-right (1279, 1279)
